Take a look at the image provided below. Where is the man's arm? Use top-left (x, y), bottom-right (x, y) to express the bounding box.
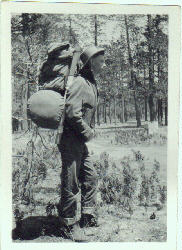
top-left (65, 79), bottom-right (94, 142)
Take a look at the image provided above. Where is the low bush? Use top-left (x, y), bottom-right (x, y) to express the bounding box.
top-left (94, 150), bottom-right (167, 216)
top-left (114, 129), bottom-right (167, 145)
top-left (12, 129), bottom-right (62, 219)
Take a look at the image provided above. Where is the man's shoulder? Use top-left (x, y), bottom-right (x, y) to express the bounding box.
top-left (73, 75), bottom-right (88, 85)
top-left (72, 76), bottom-right (89, 89)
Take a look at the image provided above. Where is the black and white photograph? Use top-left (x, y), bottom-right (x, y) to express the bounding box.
top-left (0, 1), bottom-right (180, 249)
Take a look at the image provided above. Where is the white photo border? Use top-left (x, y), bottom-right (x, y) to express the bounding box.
top-left (0, 2), bottom-right (181, 250)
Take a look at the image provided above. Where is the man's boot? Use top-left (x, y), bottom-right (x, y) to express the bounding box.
top-left (79, 214), bottom-right (99, 228)
top-left (60, 222), bottom-right (88, 242)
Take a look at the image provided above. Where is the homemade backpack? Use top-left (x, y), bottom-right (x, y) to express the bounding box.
top-left (27, 42), bottom-right (73, 129)
top-left (38, 42), bottom-right (72, 95)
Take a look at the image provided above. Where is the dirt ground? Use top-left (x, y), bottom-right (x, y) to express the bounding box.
top-left (12, 127), bottom-right (167, 242)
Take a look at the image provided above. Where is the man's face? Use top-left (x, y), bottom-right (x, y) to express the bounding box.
top-left (91, 55), bottom-right (105, 75)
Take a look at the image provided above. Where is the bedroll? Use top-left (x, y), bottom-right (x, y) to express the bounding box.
top-left (27, 90), bottom-right (64, 129)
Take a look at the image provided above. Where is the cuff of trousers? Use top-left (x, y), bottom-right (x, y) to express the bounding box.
top-left (60, 216), bottom-right (77, 226)
top-left (82, 206), bottom-right (95, 215)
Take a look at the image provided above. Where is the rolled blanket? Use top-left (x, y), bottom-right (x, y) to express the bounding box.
top-left (27, 90), bottom-right (64, 129)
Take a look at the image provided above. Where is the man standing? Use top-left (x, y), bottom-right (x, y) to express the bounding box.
top-left (57, 46), bottom-right (105, 240)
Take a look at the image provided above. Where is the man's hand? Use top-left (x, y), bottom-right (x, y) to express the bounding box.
top-left (87, 129), bottom-right (95, 142)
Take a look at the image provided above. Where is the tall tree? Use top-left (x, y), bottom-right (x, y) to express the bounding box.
top-left (124, 15), bottom-right (141, 127)
top-left (147, 15), bottom-right (155, 121)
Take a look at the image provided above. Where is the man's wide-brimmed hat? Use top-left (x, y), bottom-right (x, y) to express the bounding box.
top-left (80, 46), bottom-right (105, 67)
top-left (48, 42), bottom-right (70, 55)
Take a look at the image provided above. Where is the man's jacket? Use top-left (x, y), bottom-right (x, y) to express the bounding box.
top-left (63, 76), bottom-right (98, 143)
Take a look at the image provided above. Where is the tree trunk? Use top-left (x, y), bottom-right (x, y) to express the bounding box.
top-left (118, 102), bottom-right (122, 122)
top-left (104, 99), bottom-right (107, 124)
top-left (134, 92), bottom-right (141, 127)
top-left (124, 99), bottom-right (128, 122)
top-left (165, 101), bottom-right (168, 126)
top-left (158, 99), bottom-right (163, 125)
top-left (105, 104), bottom-right (107, 124)
top-left (148, 94), bottom-right (155, 121)
top-left (69, 16), bottom-right (77, 44)
top-left (22, 83), bottom-right (28, 130)
top-left (25, 39), bottom-right (33, 65)
top-left (124, 15), bottom-right (141, 126)
top-left (69, 16), bottom-right (72, 43)
top-left (96, 103), bottom-right (100, 126)
top-left (102, 103), bottom-right (104, 124)
top-left (157, 48), bottom-right (161, 85)
top-left (143, 66), bottom-right (148, 121)
top-left (20, 119), bottom-right (23, 131)
top-left (94, 15), bottom-right (98, 46)
top-left (114, 97), bottom-right (117, 125)
top-left (108, 101), bottom-right (111, 124)
top-left (157, 49), bottom-right (163, 125)
top-left (22, 64), bottom-right (31, 131)
top-left (145, 96), bottom-right (148, 121)
top-left (152, 48), bottom-right (155, 76)
top-left (94, 14), bottom-right (99, 125)
top-left (147, 15), bottom-right (155, 122)
top-left (154, 98), bottom-right (158, 121)
top-left (122, 96), bottom-right (125, 123)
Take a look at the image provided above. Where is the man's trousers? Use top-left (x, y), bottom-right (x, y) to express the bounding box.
top-left (57, 128), bottom-right (98, 226)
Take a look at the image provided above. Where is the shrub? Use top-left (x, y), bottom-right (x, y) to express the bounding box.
top-left (94, 150), bottom-right (167, 217)
top-left (114, 129), bottom-right (167, 145)
top-left (12, 129), bottom-right (62, 216)
top-left (159, 185), bottom-right (167, 204)
top-left (94, 151), bottom-right (110, 178)
top-left (114, 128), bottom-right (147, 145)
top-left (99, 172), bottom-right (123, 204)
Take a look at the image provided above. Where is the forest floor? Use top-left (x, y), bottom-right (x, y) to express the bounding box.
top-left (12, 124), bottom-right (167, 242)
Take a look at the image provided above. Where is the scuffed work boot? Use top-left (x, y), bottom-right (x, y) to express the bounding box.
top-left (79, 214), bottom-right (99, 228)
top-left (60, 222), bottom-right (88, 242)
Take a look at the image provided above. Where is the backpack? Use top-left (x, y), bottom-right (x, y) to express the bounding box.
top-left (28, 43), bottom-right (81, 130)
top-left (38, 47), bottom-right (73, 95)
